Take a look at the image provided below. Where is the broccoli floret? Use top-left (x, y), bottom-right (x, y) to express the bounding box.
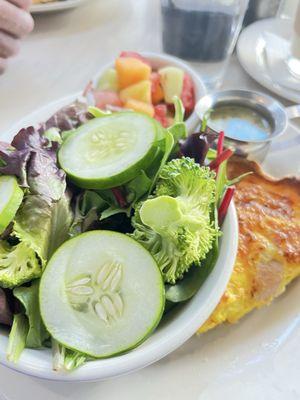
top-left (0, 241), bottom-right (42, 289)
top-left (131, 157), bottom-right (218, 284)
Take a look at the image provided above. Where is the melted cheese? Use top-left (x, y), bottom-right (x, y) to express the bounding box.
top-left (199, 158), bottom-right (300, 333)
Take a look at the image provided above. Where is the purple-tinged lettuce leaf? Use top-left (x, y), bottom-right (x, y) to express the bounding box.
top-left (42, 101), bottom-right (89, 132)
top-left (27, 149), bottom-right (66, 202)
top-left (0, 222), bottom-right (13, 240)
top-left (0, 127), bottom-right (66, 202)
top-left (0, 141), bottom-right (29, 186)
top-left (0, 288), bottom-right (13, 325)
top-left (11, 126), bottom-right (47, 152)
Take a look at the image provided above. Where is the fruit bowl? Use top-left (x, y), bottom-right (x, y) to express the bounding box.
top-left (92, 52), bottom-right (207, 133)
top-left (0, 95), bottom-right (237, 382)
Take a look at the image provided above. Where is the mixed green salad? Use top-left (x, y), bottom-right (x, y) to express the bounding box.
top-left (0, 97), bottom-right (238, 371)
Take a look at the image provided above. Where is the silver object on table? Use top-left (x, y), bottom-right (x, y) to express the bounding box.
top-left (244, 0), bottom-right (280, 25)
top-left (195, 89), bottom-right (300, 156)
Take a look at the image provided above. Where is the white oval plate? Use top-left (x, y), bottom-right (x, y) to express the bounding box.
top-left (237, 18), bottom-right (300, 103)
top-left (0, 96), bottom-right (238, 381)
top-left (30, 0), bottom-right (85, 14)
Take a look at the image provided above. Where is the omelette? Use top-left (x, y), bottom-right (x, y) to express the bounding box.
top-left (200, 157), bottom-right (300, 333)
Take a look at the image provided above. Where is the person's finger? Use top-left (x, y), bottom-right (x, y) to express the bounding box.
top-left (0, 0), bottom-right (34, 38)
top-left (7, 0), bottom-right (32, 11)
top-left (0, 57), bottom-right (8, 74)
top-left (0, 31), bottom-right (20, 58)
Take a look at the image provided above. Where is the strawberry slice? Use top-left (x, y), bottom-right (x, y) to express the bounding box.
top-left (93, 90), bottom-right (123, 110)
top-left (181, 73), bottom-right (195, 117)
top-left (154, 104), bottom-right (169, 128)
top-left (119, 51), bottom-right (151, 66)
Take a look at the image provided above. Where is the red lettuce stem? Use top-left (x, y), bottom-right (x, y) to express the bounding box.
top-left (111, 187), bottom-right (127, 208)
top-left (217, 131), bottom-right (224, 156)
top-left (83, 80), bottom-right (93, 97)
top-left (209, 148), bottom-right (233, 171)
top-left (218, 187), bottom-right (235, 225)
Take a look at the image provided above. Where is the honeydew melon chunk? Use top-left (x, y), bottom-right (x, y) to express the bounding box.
top-left (58, 112), bottom-right (158, 189)
top-left (158, 66), bottom-right (184, 104)
top-left (0, 176), bottom-right (23, 234)
top-left (97, 68), bottom-right (119, 91)
top-left (39, 230), bottom-right (165, 358)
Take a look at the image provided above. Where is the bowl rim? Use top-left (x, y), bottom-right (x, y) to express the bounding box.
top-left (195, 89), bottom-right (288, 144)
top-left (0, 92), bottom-right (237, 382)
top-left (91, 51), bottom-right (206, 133)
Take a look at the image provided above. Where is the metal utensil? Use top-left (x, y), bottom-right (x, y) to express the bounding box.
top-left (195, 89), bottom-right (300, 155)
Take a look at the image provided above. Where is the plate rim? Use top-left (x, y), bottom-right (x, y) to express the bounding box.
top-left (30, 0), bottom-right (85, 13)
top-left (237, 18), bottom-right (300, 104)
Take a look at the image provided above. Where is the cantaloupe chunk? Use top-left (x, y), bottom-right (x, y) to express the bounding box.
top-left (120, 80), bottom-right (152, 104)
top-left (124, 99), bottom-right (154, 117)
top-left (115, 57), bottom-right (151, 89)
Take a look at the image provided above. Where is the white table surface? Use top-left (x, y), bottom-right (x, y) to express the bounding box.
top-left (1, 1), bottom-right (300, 399)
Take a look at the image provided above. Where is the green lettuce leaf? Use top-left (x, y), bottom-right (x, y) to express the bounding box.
top-left (13, 196), bottom-right (50, 264)
top-left (13, 280), bottom-right (49, 348)
top-left (99, 206), bottom-right (130, 220)
top-left (165, 234), bottom-right (219, 302)
top-left (70, 191), bottom-right (108, 236)
top-left (47, 194), bottom-right (74, 258)
top-left (52, 339), bottom-right (87, 372)
top-left (215, 160), bottom-right (252, 207)
top-left (87, 106), bottom-right (111, 118)
top-left (149, 130), bottom-right (174, 193)
top-left (43, 127), bottom-right (62, 145)
top-left (167, 96), bottom-right (187, 144)
top-left (215, 160), bottom-right (228, 207)
top-left (125, 170), bottom-right (152, 204)
top-left (6, 314), bottom-right (29, 363)
top-left (13, 194), bottom-right (73, 265)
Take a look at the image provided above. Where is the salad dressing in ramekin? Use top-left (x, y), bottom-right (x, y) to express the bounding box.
top-left (208, 104), bottom-right (272, 142)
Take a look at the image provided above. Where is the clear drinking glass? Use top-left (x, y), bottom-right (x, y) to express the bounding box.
top-left (160, 0), bottom-right (249, 89)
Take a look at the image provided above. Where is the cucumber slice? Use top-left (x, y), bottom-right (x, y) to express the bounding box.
top-left (0, 176), bottom-right (23, 235)
top-left (58, 113), bottom-right (158, 189)
top-left (40, 231), bottom-right (165, 358)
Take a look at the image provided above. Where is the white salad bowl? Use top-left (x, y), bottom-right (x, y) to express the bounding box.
top-left (0, 96), bottom-right (238, 382)
top-left (92, 52), bottom-right (206, 134)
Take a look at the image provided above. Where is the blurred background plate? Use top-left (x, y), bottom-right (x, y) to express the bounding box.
top-left (237, 18), bottom-right (300, 103)
top-left (30, 0), bottom-right (86, 14)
